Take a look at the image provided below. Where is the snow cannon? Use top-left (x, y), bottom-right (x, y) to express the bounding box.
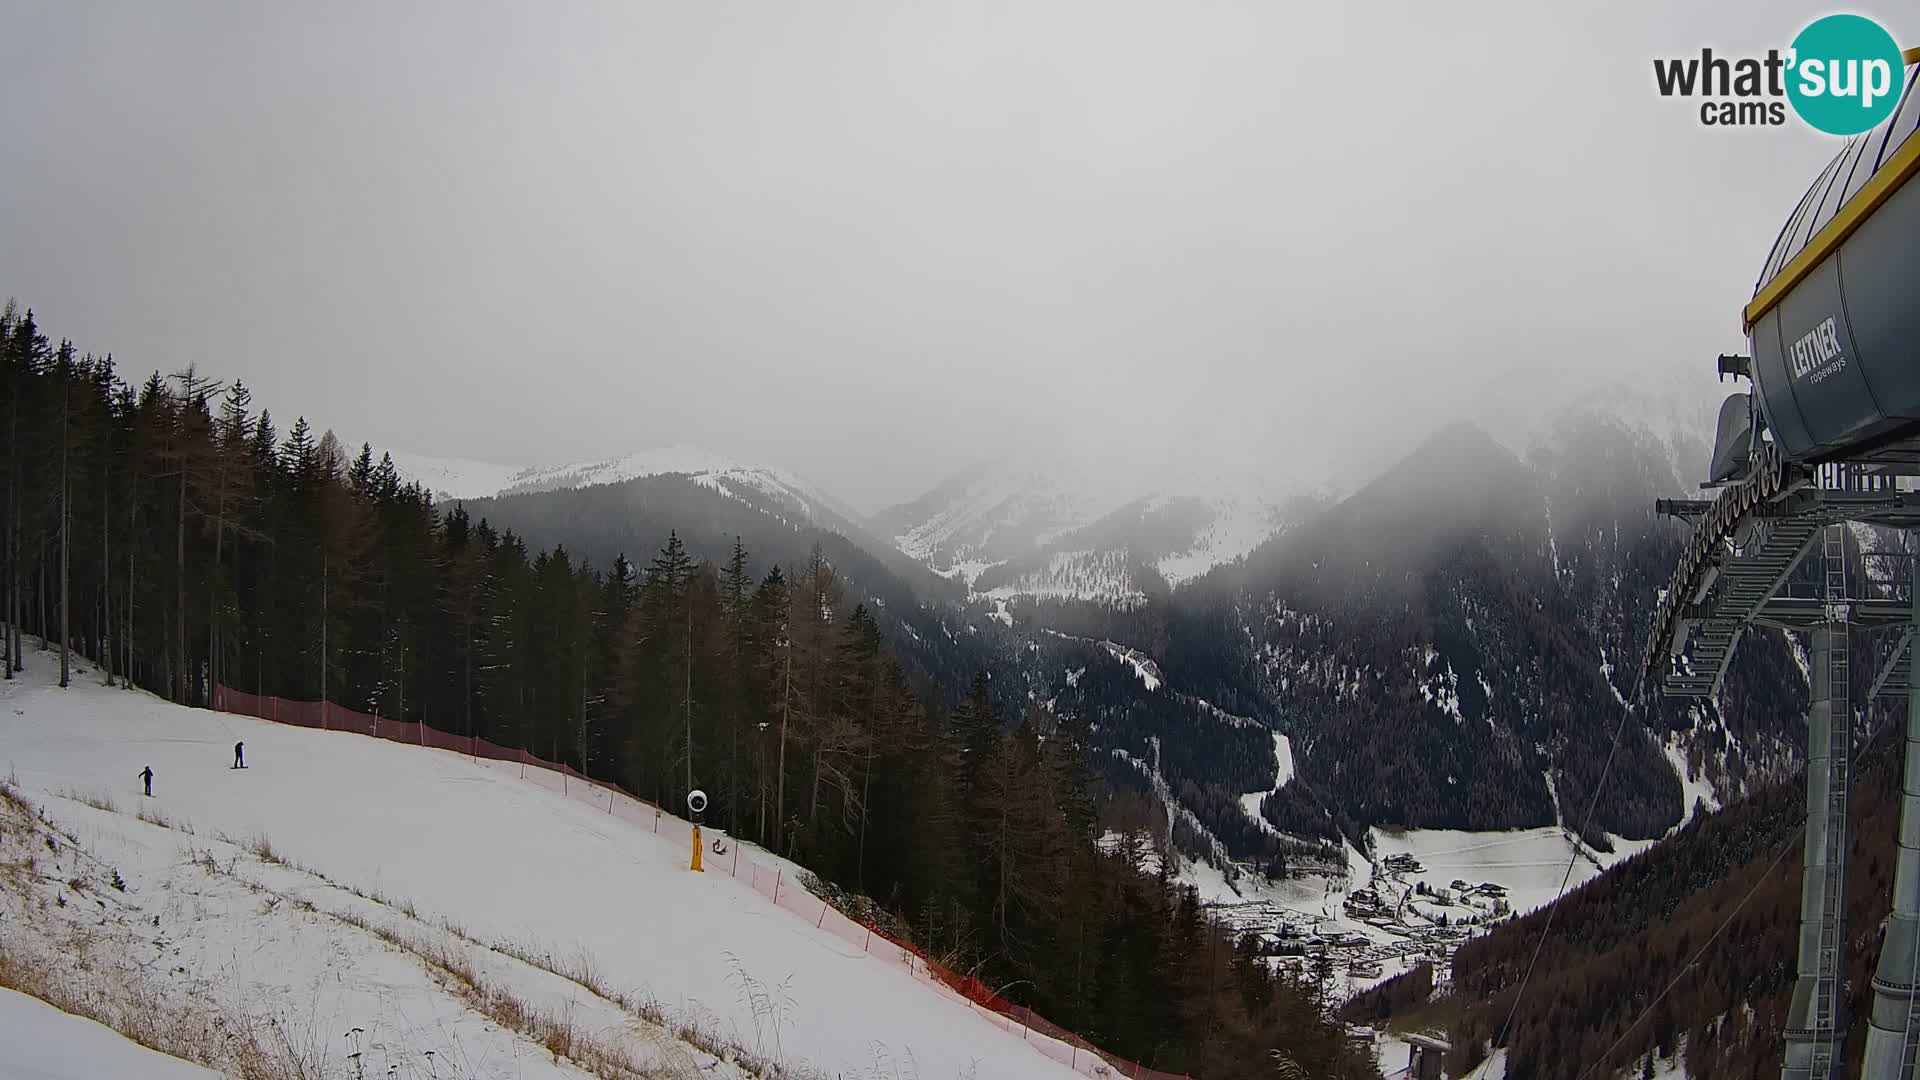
top-left (687, 789), bottom-right (708, 873)
top-left (1739, 53), bottom-right (1920, 469)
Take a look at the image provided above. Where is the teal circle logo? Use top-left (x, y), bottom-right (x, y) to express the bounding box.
top-left (1786, 15), bottom-right (1905, 135)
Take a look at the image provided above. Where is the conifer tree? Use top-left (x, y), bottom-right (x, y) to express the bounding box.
top-left (0, 305), bottom-right (1377, 1080)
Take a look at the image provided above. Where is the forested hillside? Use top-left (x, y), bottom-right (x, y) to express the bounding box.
top-left (0, 303), bottom-right (1376, 1079)
top-left (1341, 717), bottom-right (1905, 1080)
top-left (1054, 416), bottom-right (1814, 857)
top-left (448, 476), bottom-right (1033, 719)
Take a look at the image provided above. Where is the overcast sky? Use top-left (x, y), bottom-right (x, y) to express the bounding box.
top-left (1, 2), bottom-right (1901, 512)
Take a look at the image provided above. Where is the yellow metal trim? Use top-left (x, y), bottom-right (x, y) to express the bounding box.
top-left (1906, 46), bottom-right (1920, 65)
top-left (1745, 129), bottom-right (1920, 328)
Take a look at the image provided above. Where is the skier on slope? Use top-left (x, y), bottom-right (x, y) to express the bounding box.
top-left (233, 741), bottom-right (245, 769)
top-left (140, 766), bottom-right (153, 797)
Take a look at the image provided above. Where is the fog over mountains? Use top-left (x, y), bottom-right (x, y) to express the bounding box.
top-left (380, 373), bottom-right (1800, 894)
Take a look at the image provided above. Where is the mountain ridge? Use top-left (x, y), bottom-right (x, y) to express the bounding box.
top-left (387, 393), bottom-right (1801, 893)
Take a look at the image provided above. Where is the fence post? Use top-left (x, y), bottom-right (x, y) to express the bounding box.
top-left (773, 868), bottom-right (781, 903)
top-left (731, 844), bottom-right (740, 877)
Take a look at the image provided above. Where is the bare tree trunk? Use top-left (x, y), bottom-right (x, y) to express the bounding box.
top-left (100, 456), bottom-right (111, 683)
top-left (124, 497), bottom-right (135, 690)
top-left (729, 701), bottom-right (741, 838)
top-left (9, 496), bottom-right (17, 675)
top-left (229, 542), bottom-right (240, 699)
top-left (6, 382), bottom-right (18, 679)
top-left (810, 749), bottom-right (822, 826)
top-left (378, 568), bottom-right (389, 717)
top-left (207, 479), bottom-right (225, 701)
top-left (320, 551), bottom-right (328, 726)
top-left (858, 724), bottom-right (874, 892)
top-left (175, 459), bottom-right (186, 703)
top-left (463, 594), bottom-right (474, 738)
top-left (777, 630), bottom-right (791, 853)
top-left (259, 537), bottom-right (271, 696)
top-left (58, 378), bottom-right (68, 689)
top-left (4, 501), bottom-right (12, 679)
top-left (685, 592), bottom-right (693, 796)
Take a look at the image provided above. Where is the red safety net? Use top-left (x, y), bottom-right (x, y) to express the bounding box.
top-left (211, 685), bottom-right (1196, 1080)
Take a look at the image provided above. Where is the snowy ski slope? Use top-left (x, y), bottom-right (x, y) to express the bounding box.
top-left (0, 657), bottom-right (1089, 1080)
top-left (0, 988), bottom-right (221, 1080)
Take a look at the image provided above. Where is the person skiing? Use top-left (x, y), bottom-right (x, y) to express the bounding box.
top-left (233, 741), bottom-right (245, 769)
top-left (140, 766), bottom-right (153, 797)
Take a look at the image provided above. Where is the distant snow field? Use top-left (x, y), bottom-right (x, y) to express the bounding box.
top-left (0, 656), bottom-right (1086, 1080)
top-left (383, 444), bottom-right (838, 523)
top-left (1367, 825), bottom-right (1656, 918)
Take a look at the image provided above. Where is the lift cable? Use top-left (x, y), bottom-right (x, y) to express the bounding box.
top-left (1466, 696), bottom-right (1634, 1080)
top-left (1572, 823), bottom-right (1800, 1080)
top-left (1570, 702), bottom-right (1905, 1080)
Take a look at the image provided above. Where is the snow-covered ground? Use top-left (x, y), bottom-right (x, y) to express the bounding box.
top-left (0, 655), bottom-right (1091, 1080)
top-left (1153, 493), bottom-right (1292, 587)
top-left (1183, 817), bottom-right (1662, 1003)
top-left (1662, 737), bottom-right (1721, 830)
top-left (1358, 1027), bottom-right (1432, 1080)
top-left (1369, 826), bottom-right (1657, 919)
top-left (0, 987), bottom-right (221, 1080)
top-left (979, 550), bottom-right (1150, 608)
top-left (1237, 732), bottom-right (1295, 832)
top-left (1101, 641), bottom-right (1164, 691)
top-left (0, 763), bottom-right (661, 1079)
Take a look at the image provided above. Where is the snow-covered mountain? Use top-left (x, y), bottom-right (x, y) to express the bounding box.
top-left (385, 444), bottom-right (862, 527)
top-left (873, 454), bottom-right (1324, 603)
top-left (1500, 373), bottom-right (1724, 498)
top-left (874, 457), bottom-right (1144, 576)
top-left (378, 450), bottom-right (527, 502)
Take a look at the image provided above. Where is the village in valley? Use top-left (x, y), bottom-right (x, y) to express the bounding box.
top-left (1199, 845), bottom-right (1516, 993)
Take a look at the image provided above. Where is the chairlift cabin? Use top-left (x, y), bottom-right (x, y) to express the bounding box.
top-left (1737, 58), bottom-right (1920, 471)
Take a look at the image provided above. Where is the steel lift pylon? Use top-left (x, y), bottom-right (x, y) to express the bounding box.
top-left (1642, 44), bottom-right (1920, 1078)
top-left (1648, 463), bottom-right (1920, 1080)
